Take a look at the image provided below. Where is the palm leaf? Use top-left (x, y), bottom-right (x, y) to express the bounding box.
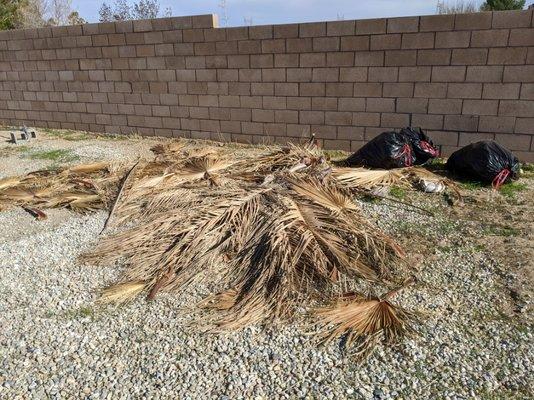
top-left (68, 162), bottom-right (109, 174)
top-left (333, 168), bottom-right (407, 189)
top-left (315, 291), bottom-right (416, 358)
top-left (0, 177), bottom-right (24, 191)
top-left (289, 176), bottom-right (359, 214)
top-left (98, 281), bottom-right (146, 304)
top-left (175, 155), bottom-right (234, 182)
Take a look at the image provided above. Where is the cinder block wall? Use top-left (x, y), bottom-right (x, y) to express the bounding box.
top-left (1, 11), bottom-right (533, 160)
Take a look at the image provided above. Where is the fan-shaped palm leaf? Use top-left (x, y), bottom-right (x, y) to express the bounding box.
top-left (315, 290), bottom-right (416, 358)
top-left (333, 168), bottom-right (407, 189)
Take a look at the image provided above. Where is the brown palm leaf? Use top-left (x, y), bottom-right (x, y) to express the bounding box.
top-left (211, 194), bottom-right (387, 331)
top-left (89, 189), bottom-right (269, 303)
top-left (289, 176), bottom-right (359, 214)
top-left (150, 141), bottom-right (185, 157)
top-left (98, 281), bottom-right (146, 304)
top-left (0, 188), bottom-right (36, 202)
top-left (199, 288), bottom-right (238, 311)
top-left (175, 154), bottom-right (234, 182)
top-left (68, 162), bottom-right (109, 174)
top-left (0, 177), bottom-right (24, 191)
top-left (44, 192), bottom-right (103, 211)
top-left (314, 290), bottom-right (416, 358)
top-left (333, 167), bottom-right (407, 189)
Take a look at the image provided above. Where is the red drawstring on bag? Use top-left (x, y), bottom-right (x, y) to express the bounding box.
top-left (420, 140), bottom-right (439, 157)
top-left (492, 169), bottom-right (510, 190)
top-left (394, 143), bottom-right (413, 167)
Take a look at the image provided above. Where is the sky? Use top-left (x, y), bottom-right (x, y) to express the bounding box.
top-left (71, 0), bottom-right (456, 26)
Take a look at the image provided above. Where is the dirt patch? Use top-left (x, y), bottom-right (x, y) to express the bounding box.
top-left (453, 179), bottom-right (534, 319)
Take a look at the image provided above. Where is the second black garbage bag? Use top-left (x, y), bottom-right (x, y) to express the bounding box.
top-left (345, 128), bottom-right (439, 169)
top-left (446, 140), bottom-right (520, 188)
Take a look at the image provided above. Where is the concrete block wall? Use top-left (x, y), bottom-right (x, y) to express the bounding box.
top-left (0, 11), bottom-right (533, 160)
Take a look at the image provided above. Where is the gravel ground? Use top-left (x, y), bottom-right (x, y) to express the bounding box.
top-left (0, 129), bottom-right (532, 399)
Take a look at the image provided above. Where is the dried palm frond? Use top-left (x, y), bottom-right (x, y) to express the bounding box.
top-left (108, 154), bottom-right (235, 225)
top-left (150, 141), bottom-right (185, 157)
top-left (314, 289), bottom-right (417, 358)
top-left (0, 161), bottom-right (123, 213)
top-left (289, 176), bottom-right (358, 214)
top-left (235, 142), bottom-right (326, 175)
top-left (89, 160), bottom-right (407, 335)
top-left (135, 173), bottom-right (175, 189)
top-left (208, 187), bottom-right (407, 330)
top-left (0, 177), bottom-right (24, 190)
top-left (101, 160), bottom-right (141, 234)
top-left (200, 288), bottom-right (238, 311)
top-left (333, 167), bottom-right (407, 189)
top-left (175, 154), bottom-right (234, 182)
top-left (68, 162), bottom-right (109, 174)
top-left (98, 281), bottom-right (146, 304)
top-left (44, 192), bottom-right (103, 210)
top-left (0, 188), bottom-right (36, 202)
top-left (1, 139), bottom-right (421, 355)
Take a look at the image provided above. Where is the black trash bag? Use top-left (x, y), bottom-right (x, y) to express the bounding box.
top-left (346, 131), bottom-right (415, 169)
top-left (399, 127), bottom-right (439, 165)
top-left (445, 140), bottom-right (520, 188)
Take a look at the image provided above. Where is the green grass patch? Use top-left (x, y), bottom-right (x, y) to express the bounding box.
top-left (66, 306), bottom-right (95, 320)
top-left (499, 182), bottom-right (527, 198)
top-left (0, 145), bottom-right (31, 156)
top-left (43, 128), bottom-right (92, 141)
top-left (323, 149), bottom-right (349, 161)
top-left (425, 157), bottom-right (447, 170)
top-left (27, 149), bottom-right (79, 163)
top-left (389, 185), bottom-right (406, 199)
top-left (95, 132), bottom-right (131, 141)
top-left (473, 244), bottom-right (486, 252)
top-left (460, 180), bottom-right (487, 190)
top-left (12, 145), bottom-right (30, 153)
top-left (521, 163), bottom-right (534, 174)
top-left (360, 194), bottom-right (382, 204)
top-left (436, 245), bottom-right (454, 253)
top-left (393, 221), bottom-right (414, 235)
top-left (483, 224), bottom-right (519, 237)
top-left (437, 219), bottom-right (458, 235)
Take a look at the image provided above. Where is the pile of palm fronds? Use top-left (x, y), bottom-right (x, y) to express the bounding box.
top-left (80, 139), bottom-right (438, 357)
top-left (1, 139), bottom-right (459, 357)
top-left (0, 162), bottom-right (123, 217)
